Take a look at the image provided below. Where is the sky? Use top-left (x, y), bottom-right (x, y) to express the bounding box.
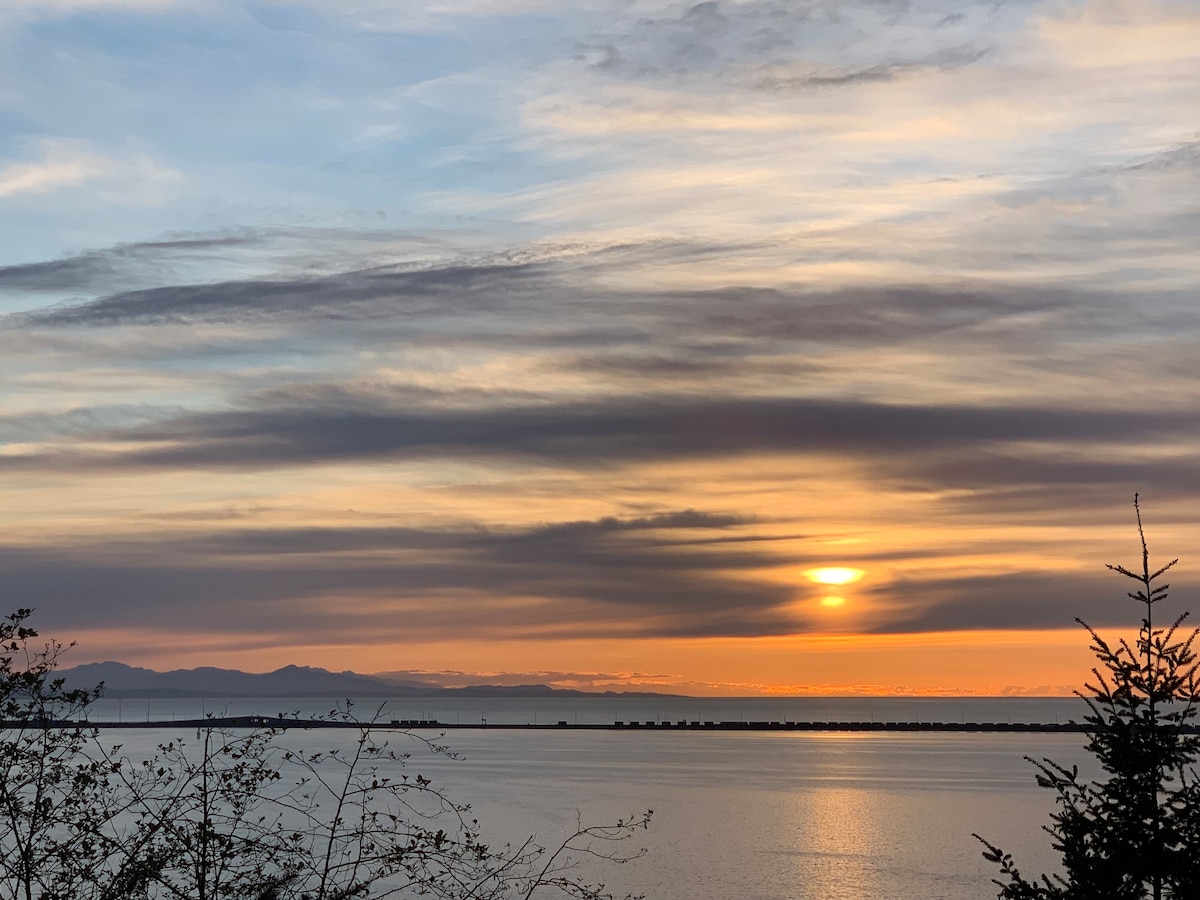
top-left (1, 0), bottom-right (1198, 695)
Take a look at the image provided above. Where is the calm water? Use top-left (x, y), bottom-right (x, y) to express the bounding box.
top-left (405, 728), bottom-right (1077, 900)
top-left (88, 698), bottom-right (1088, 900)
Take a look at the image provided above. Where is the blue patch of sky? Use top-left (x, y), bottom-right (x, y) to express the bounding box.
top-left (4, 0), bottom-right (789, 279)
top-left (4, 3), bottom-right (582, 233)
top-left (0, 113), bottom-right (34, 156)
top-left (136, 338), bottom-right (348, 375)
top-left (13, 7), bottom-right (476, 162)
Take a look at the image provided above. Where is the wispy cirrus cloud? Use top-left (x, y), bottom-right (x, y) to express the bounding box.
top-left (0, 140), bottom-right (181, 202)
top-left (0, 139), bottom-right (124, 199)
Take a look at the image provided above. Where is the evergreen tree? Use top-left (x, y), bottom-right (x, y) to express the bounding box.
top-left (977, 496), bottom-right (1200, 899)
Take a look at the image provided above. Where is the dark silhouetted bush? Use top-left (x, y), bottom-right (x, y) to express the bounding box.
top-left (0, 609), bottom-right (650, 899)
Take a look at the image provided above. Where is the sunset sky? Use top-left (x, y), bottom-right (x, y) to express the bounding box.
top-left (1, 0), bottom-right (1198, 695)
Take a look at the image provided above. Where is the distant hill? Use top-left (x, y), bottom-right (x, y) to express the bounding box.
top-left (59, 662), bottom-right (679, 699)
top-left (61, 662), bottom-right (435, 698)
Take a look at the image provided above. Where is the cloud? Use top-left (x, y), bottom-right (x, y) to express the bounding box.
top-left (1035, 0), bottom-right (1200, 70)
top-left (13, 259), bottom-right (546, 327)
top-left (471, 0), bottom-right (1198, 295)
top-left (752, 46), bottom-right (989, 92)
top-left (0, 510), bottom-right (805, 642)
top-left (0, 235), bottom-right (261, 293)
top-left (0, 507), bottom-right (1156, 647)
top-left (372, 668), bottom-right (676, 690)
top-left (0, 141), bottom-right (108, 198)
top-left (562, 0), bottom-right (996, 84)
top-left (0, 404), bottom-right (180, 444)
top-left (0, 140), bottom-right (181, 205)
top-left (519, 509), bottom-right (754, 537)
top-left (6, 240), bottom-right (1150, 355)
top-left (2, 390), bottom-right (1194, 476)
top-left (4, 235), bottom-right (1198, 534)
top-left (863, 570), bottom-right (1131, 633)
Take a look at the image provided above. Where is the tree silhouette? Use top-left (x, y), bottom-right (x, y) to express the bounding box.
top-left (977, 496), bottom-right (1200, 899)
top-left (0, 609), bottom-right (650, 899)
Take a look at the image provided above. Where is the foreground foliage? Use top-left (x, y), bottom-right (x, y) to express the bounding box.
top-left (977, 497), bottom-right (1200, 899)
top-left (0, 610), bottom-right (650, 900)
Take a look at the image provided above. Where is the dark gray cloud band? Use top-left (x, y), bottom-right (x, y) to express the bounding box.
top-left (3, 241), bottom-right (1159, 352)
top-left (4, 511), bottom-right (1155, 647)
top-left (3, 233), bottom-right (1197, 646)
top-left (4, 393), bottom-right (1193, 477)
top-left (4, 511), bottom-right (797, 642)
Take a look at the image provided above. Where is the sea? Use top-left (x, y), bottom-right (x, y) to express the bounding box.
top-left (82, 696), bottom-right (1089, 900)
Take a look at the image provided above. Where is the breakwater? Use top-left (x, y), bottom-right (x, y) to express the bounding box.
top-left (10, 715), bottom-right (1119, 733)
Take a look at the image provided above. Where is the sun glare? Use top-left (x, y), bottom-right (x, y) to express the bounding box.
top-left (820, 596), bottom-right (846, 609)
top-left (806, 567), bottom-right (864, 586)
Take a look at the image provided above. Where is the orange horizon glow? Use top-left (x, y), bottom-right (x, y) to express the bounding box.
top-left (61, 626), bottom-right (1101, 697)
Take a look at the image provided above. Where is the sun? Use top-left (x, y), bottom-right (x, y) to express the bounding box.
top-left (805, 567), bottom-right (864, 586)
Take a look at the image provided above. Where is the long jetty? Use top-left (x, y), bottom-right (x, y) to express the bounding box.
top-left (8, 715), bottom-right (1130, 733)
